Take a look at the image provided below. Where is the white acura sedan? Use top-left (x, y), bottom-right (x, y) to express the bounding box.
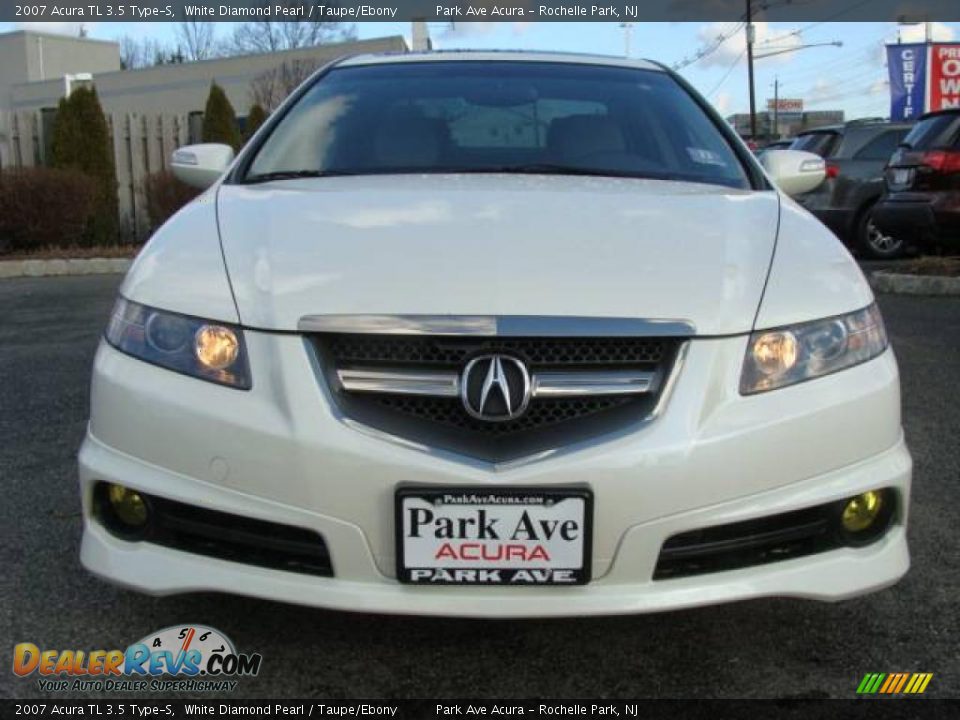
top-left (78, 52), bottom-right (910, 616)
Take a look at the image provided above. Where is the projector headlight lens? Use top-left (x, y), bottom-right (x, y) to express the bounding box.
top-left (194, 325), bottom-right (240, 371)
top-left (106, 297), bottom-right (251, 389)
top-left (741, 304), bottom-right (887, 395)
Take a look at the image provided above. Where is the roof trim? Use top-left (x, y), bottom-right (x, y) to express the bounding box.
top-left (0, 29), bottom-right (119, 47)
top-left (9, 35), bottom-right (409, 95)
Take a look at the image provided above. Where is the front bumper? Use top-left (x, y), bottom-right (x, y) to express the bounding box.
top-left (78, 333), bottom-right (911, 617)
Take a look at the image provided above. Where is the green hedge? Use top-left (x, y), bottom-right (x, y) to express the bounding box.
top-left (0, 168), bottom-right (97, 254)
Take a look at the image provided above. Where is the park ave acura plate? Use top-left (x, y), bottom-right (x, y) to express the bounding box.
top-left (396, 487), bottom-right (592, 585)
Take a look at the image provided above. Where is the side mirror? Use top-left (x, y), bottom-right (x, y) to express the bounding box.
top-left (171, 144), bottom-right (235, 189)
top-left (760, 149), bottom-right (826, 196)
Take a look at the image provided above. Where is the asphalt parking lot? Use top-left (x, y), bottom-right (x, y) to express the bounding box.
top-left (1, 274), bottom-right (958, 700)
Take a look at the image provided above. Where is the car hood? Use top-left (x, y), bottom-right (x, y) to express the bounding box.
top-left (216, 174), bottom-right (781, 335)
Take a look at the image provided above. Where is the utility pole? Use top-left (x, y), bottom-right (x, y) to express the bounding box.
top-left (746, 0), bottom-right (757, 141)
top-left (772, 77), bottom-right (779, 141)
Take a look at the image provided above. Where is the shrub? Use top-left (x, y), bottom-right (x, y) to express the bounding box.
top-left (202, 82), bottom-right (241, 150)
top-left (49, 85), bottom-right (119, 246)
top-left (245, 103), bottom-right (268, 141)
top-left (144, 170), bottom-right (201, 233)
top-left (0, 168), bottom-right (96, 254)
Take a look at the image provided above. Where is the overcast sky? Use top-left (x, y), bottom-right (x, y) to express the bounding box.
top-left (3, 20), bottom-right (958, 119)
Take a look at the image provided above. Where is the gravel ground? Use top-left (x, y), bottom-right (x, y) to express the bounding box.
top-left (1, 275), bottom-right (957, 700)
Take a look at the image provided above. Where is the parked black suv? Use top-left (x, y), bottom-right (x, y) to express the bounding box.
top-left (873, 109), bottom-right (960, 255)
top-left (790, 119), bottom-right (911, 258)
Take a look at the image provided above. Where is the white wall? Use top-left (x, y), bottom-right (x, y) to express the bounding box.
top-left (11, 36), bottom-right (407, 117)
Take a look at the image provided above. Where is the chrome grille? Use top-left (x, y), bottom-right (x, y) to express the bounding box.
top-left (311, 326), bottom-right (685, 462)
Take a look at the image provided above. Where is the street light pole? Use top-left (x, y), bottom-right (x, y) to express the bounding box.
top-left (620, 23), bottom-right (634, 58)
top-left (754, 41), bottom-right (843, 60)
top-left (746, 0), bottom-right (757, 140)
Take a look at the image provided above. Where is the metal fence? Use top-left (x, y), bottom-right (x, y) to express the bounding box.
top-left (0, 109), bottom-right (191, 241)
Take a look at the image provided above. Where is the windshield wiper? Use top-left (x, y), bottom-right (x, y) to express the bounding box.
top-left (241, 169), bottom-right (357, 184)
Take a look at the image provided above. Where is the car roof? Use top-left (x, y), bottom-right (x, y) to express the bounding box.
top-left (918, 108), bottom-right (960, 119)
top-left (337, 49), bottom-right (663, 72)
top-left (798, 125), bottom-right (844, 134)
top-left (798, 120), bottom-right (911, 136)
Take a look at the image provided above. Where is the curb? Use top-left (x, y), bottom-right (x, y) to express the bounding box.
top-left (871, 271), bottom-right (960, 296)
top-left (0, 257), bottom-right (132, 279)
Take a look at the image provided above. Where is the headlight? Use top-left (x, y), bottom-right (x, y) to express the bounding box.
top-left (740, 304), bottom-right (887, 395)
top-left (105, 298), bottom-right (251, 389)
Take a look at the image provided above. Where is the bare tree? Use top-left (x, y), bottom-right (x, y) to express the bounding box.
top-left (229, 15), bottom-right (356, 55)
top-left (176, 22), bottom-right (218, 62)
top-left (118, 36), bottom-right (185, 69)
top-left (249, 59), bottom-right (319, 111)
top-left (119, 36), bottom-right (157, 69)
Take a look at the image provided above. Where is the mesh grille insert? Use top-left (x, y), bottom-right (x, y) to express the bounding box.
top-left (325, 335), bottom-right (672, 368)
top-left (312, 332), bottom-right (683, 462)
top-left (375, 395), bottom-right (633, 435)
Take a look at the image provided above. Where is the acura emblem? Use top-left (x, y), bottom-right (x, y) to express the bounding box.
top-left (461, 355), bottom-right (531, 422)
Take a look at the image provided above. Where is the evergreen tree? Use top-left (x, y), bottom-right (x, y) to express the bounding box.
top-left (50, 86), bottom-right (118, 246)
top-left (245, 103), bottom-right (268, 141)
top-left (202, 82), bottom-right (241, 150)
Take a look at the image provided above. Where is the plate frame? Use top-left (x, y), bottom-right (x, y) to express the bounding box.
top-left (394, 485), bottom-right (594, 586)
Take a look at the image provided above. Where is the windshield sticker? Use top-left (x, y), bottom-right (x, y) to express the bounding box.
top-left (687, 147), bottom-right (727, 166)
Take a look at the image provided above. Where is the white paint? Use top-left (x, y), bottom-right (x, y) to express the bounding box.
top-left (78, 53), bottom-right (910, 616)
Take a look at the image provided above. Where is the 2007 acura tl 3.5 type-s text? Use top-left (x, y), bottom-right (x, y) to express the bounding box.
top-left (79, 51), bottom-right (911, 617)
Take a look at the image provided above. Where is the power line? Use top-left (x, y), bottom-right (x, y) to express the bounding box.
top-left (672, 21), bottom-right (746, 71)
top-left (804, 81), bottom-right (889, 106)
top-left (705, 49), bottom-right (747, 98)
top-left (771, 30), bottom-right (891, 82)
top-left (754, 0), bottom-right (878, 47)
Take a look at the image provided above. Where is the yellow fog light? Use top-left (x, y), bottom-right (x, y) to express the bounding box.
top-left (841, 491), bottom-right (884, 533)
top-left (107, 484), bottom-right (148, 527)
top-left (194, 325), bottom-right (239, 370)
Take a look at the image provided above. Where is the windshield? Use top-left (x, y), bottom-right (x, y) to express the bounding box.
top-left (900, 113), bottom-right (960, 150)
top-left (790, 132), bottom-right (839, 158)
top-left (244, 61), bottom-right (751, 189)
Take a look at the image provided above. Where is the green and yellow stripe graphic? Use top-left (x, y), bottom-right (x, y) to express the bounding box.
top-left (857, 672), bottom-right (933, 695)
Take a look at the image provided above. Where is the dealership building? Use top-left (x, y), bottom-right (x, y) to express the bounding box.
top-left (726, 108), bottom-right (846, 141)
top-left (1, 31), bottom-right (407, 117)
top-left (0, 28), bottom-right (409, 168)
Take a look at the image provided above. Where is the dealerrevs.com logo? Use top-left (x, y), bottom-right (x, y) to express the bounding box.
top-left (12, 624), bottom-right (262, 693)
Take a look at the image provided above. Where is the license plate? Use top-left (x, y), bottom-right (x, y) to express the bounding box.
top-left (892, 168), bottom-right (912, 186)
top-left (396, 487), bottom-right (592, 585)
